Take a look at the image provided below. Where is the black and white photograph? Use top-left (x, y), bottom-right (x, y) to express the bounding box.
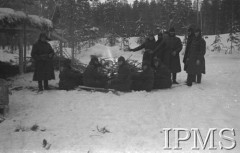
top-left (0, 0), bottom-right (240, 152)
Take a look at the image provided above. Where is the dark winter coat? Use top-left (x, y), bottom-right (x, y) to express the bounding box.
top-left (154, 37), bottom-right (167, 62)
top-left (130, 38), bottom-right (156, 63)
top-left (31, 40), bottom-right (55, 81)
top-left (153, 65), bottom-right (172, 89)
top-left (59, 67), bottom-right (83, 90)
top-left (109, 62), bottom-right (132, 91)
top-left (167, 35), bottom-right (183, 73)
top-left (186, 36), bottom-right (206, 74)
top-left (183, 34), bottom-right (195, 71)
top-left (83, 64), bottom-right (107, 88)
top-left (131, 67), bottom-right (154, 91)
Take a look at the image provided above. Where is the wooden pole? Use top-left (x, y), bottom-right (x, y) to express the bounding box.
top-left (60, 41), bottom-right (63, 57)
top-left (230, 0), bottom-right (233, 54)
top-left (18, 34), bottom-right (24, 74)
top-left (197, 0), bottom-right (199, 27)
top-left (23, 1), bottom-right (27, 73)
top-left (70, 0), bottom-right (74, 64)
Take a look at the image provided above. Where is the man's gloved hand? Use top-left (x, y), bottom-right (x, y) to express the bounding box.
top-left (196, 60), bottom-right (200, 65)
top-left (40, 54), bottom-right (49, 60)
top-left (172, 51), bottom-right (177, 56)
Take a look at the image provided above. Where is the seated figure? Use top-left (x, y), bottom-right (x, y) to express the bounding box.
top-left (153, 58), bottom-right (172, 89)
top-left (59, 59), bottom-right (83, 90)
top-left (108, 56), bottom-right (132, 92)
top-left (83, 56), bottom-right (108, 88)
top-left (131, 61), bottom-right (154, 92)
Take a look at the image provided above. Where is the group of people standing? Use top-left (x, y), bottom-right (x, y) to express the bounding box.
top-left (128, 26), bottom-right (206, 87)
top-left (31, 27), bottom-right (206, 92)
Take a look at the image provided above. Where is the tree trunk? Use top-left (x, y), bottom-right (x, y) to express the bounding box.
top-left (18, 34), bottom-right (24, 74)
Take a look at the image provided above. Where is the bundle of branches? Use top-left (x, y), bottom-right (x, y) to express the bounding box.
top-left (71, 60), bottom-right (87, 73)
top-left (98, 57), bottom-right (142, 78)
top-left (63, 56), bottom-right (142, 79)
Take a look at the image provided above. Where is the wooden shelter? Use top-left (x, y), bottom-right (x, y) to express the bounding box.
top-left (0, 8), bottom-right (66, 74)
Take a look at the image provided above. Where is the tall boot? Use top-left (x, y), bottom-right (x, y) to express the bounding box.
top-left (172, 73), bottom-right (179, 84)
top-left (38, 80), bottom-right (43, 91)
top-left (196, 74), bottom-right (202, 83)
top-left (186, 74), bottom-right (193, 86)
top-left (44, 80), bottom-right (49, 90)
top-left (193, 74), bottom-right (197, 82)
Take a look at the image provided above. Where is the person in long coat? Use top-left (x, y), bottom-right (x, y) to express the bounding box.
top-left (131, 61), bottom-right (154, 92)
top-left (183, 27), bottom-right (195, 71)
top-left (83, 56), bottom-right (108, 88)
top-left (108, 56), bottom-right (132, 91)
top-left (186, 28), bottom-right (206, 86)
top-left (31, 33), bottom-right (55, 91)
top-left (128, 33), bottom-right (156, 64)
top-left (167, 27), bottom-right (183, 84)
top-left (153, 32), bottom-right (167, 63)
top-left (183, 27), bottom-right (196, 83)
top-left (153, 58), bottom-right (172, 89)
top-left (59, 59), bottom-right (83, 90)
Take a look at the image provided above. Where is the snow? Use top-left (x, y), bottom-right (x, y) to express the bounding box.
top-left (0, 50), bottom-right (18, 64)
top-left (1, 34), bottom-right (240, 152)
top-left (28, 15), bottom-right (53, 28)
top-left (0, 48), bottom-right (31, 65)
top-left (0, 8), bottom-right (53, 28)
top-left (0, 8), bottom-right (25, 21)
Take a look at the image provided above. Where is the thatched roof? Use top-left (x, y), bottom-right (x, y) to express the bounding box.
top-left (0, 8), bottom-right (53, 30)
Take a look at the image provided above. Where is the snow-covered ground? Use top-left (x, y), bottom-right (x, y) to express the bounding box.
top-left (0, 34), bottom-right (240, 153)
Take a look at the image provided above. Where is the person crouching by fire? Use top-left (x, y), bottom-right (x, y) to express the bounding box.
top-left (83, 56), bottom-right (108, 88)
top-left (107, 56), bottom-right (132, 92)
top-left (59, 59), bottom-right (83, 90)
top-left (131, 61), bottom-right (154, 92)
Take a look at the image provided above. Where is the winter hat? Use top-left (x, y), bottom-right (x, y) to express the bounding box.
top-left (169, 27), bottom-right (175, 32)
top-left (195, 28), bottom-right (201, 33)
top-left (163, 30), bottom-right (169, 35)
top-left (188, 27), bottom-right (194, 33)
top-left (118, 56), bottom-right (125, 63)
top-left (89, 56), bottom-right (100, 66)
top-left (195, 28), bottom-right (202, 37)
top-left (39, 32), bottom-right (50, 41)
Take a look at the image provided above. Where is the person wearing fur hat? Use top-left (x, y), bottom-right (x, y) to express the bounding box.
top-left (31, 32), bottom-right (55, 91)
top-left (152, 30), bottom-right (169, 65)
top-left (183, 27), bottom-right (197, 83)
top-left (152, 28), bottom-right (182, 84)
top-left (128, 33), bottom-right (156, 64)
top-left (59, 59), bottom-right (83, 90)
top-left (153, 57), bottom-right (172, 89)
top-left (108, 56), bottom-right (132, 91)
top-left (186, 28), bottom-right (206, 86)
top-left (131, 61), bottom-right (154, 91)
top-left (167, 27), bottom-right (183, 84)
top-left (83, 56), bottom-right (108, 88)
